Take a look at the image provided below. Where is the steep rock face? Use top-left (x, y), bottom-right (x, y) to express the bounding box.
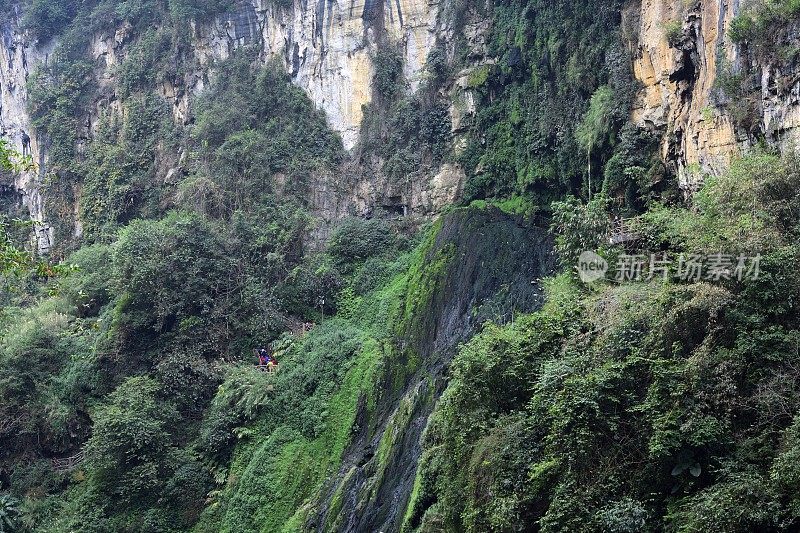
top-left (188, 0), bottom-right (441, 149)
top-left (629, 0), bottom-right (800, 190)
top-left (0, 7), bottom-right (54, 252)
top-left (0, 0), bottom-right (469, 250)
top-left (20, 0), bottom-right (800, 248)
top-left (3, 0), bottom-right (443, 149)
top-left (313, 207), bottom-right (555, 533)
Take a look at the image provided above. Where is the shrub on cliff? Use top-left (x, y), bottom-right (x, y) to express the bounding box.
top-left (550, 195), bottom-right (611, 267)
top-left (373, 47), bottom-right (405, 100)
top-left (85, 376), bottom-right (181, 518)
top-left (192, 50), bottom-right (343, 185)
top-left (329, 217), bottom-right (397, 265)
top-left (729, 0), bottom-right (800, 58)
top-left (637, 150), bottom-right (800, 254)
top-left (22, 0), bottom-right (79, 41)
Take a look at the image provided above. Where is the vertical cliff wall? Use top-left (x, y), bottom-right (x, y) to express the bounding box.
top-left (186, 0), bottom-right (441, 149)
top-left (630, 0), bottom-right (800, 191)
top-left (8, 0), bottom-right (800, 250)
top-left (0, 0), bottom-right (466, 251)
top-left (2, 0), bottom-right (443, 149)
top-left (0, 6), bottom-right (54, 251)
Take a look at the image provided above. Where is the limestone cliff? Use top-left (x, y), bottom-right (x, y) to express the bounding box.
top-left (0, 6), bottom-right (54, 252)
top-left (183, 0), bottom-right (440, 150)
top-left (629, 0), bottom-right (800, 191)
top-left (0, 0), bottom-right (469, 251)
top-left (10, 0), bottom-right (800, 251)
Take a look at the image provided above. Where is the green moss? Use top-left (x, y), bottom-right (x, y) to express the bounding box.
top-left (401, 464), bottom-right (424, 531)
top-left (469, 196), bottom-right (535, 217)
top-left (397, 233), bottom-right (454, 345)
top-left (663, 20), bottom-right (682, 46)
top-left (466, 65), bottom-right (491, 88)
top-left (498, 195), bottom-right (537, 217)
top-left (327, 338), bottom-right (381, 460)
top-left (468, 199), bottom-right (489, 211)
top-left (322, 467), bottom-right (356, 532)
top-left (374, 394), bottom-right (415, 483)
top-left (214, 336), bottom-right (381, 530)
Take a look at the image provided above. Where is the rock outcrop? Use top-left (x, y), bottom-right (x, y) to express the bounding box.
top-left (629, 0), bottom-right (800, 191)
top-left (0, 0), bottom-right (468, 251)
top-left (313, 206), bottom-right (555, 532)
top-left (0, 6), bottom-right (54, 252)
top-left (188, 0), bottom-right (441, 150)
top-left (15, 0), bottom-right (800, 249)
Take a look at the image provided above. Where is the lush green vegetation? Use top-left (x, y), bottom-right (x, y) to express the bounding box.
top-left (2, 10), bottom-right (425, 525)
top-left (3, 2), bottom-right (361, 527)
top-left (406, 150), bottom-right (800, 531)
top-left (0, 140), bottom-right (62, 276)
top-left (5, 0), bottom-right (800, 530)
top-left (729, 0), bottom-right (800, 57)
top-left (451, 0), bottom-right (661, 209)
top-left (0, 198), bottom-right (432, 530)
top-left (22, 0), bottom-right (232, 40)
top-left (719, 0), bottom-right (800, 130)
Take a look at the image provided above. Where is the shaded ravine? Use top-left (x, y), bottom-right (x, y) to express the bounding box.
top-left (312, 207), bottom-right (556, 532)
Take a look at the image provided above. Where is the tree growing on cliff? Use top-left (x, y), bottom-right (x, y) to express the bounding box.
top-left (0, 139), bottom-right (66, 276)
top-left (0, 139), bottom-right (26, 172)
top-left (576, 85), bottom-right (615, 199)
top-left (0, 140), bottom-right (40, 275)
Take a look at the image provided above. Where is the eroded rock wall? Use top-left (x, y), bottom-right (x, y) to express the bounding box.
top-left (0, 0), bottom-right (468, 251)
top-left (629, 0), bottom-right (800, 190)
top-left (0, 6), bottom-right (54, 252)
top-left (188, 0), bottom-right (441, 149)
top-left (17, 0), bottom-right (800, 248)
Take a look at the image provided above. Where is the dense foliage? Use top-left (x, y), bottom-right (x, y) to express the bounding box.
top-left (405, 151), bottom-right (800, 532)
top-left (4, 0), bottom-right (800, 530)
top-left (0, 203), bottom-right (416, 530)
top-left (0, 140), bottom-right (61, 276)
top-left (22, 0), bottom-right (232, 40)
top-left (452, 0), bottom-right (660, 208)
top-left (2, 2), bottom-right (356, 527)
top-left (729, 0), bottom-right (800, 57)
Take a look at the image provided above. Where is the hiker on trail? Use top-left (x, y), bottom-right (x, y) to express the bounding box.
top-left (258, 347), bottom-right (270, 366)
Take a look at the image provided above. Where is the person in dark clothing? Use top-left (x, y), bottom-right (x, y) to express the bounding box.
top-left (20, 131), bottom-right (30, 157)
top-left (258, 347), bottom-right (270, 366)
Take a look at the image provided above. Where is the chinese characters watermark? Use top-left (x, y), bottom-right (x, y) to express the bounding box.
top-left (577, 252), bottom-right (761, 283)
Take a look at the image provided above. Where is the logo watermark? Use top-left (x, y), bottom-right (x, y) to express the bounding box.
top-left (577, 251), bottom-right (608, 283)
top-left (577, 252), bottom-right (761, 283)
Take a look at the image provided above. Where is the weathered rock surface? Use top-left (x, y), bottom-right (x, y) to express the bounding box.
top-left (629, 0), bottom-right (800, 191)
top-left (0, 0), bottom-right (470, 250)
top-left (312, 207), bottom-right (555, 532)
top-left (0, 7), bottom-right (55, 252)
top-left (12, 0), bottom-right (800, 249)
top-left (188, 0), bottom-right (442, 150)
